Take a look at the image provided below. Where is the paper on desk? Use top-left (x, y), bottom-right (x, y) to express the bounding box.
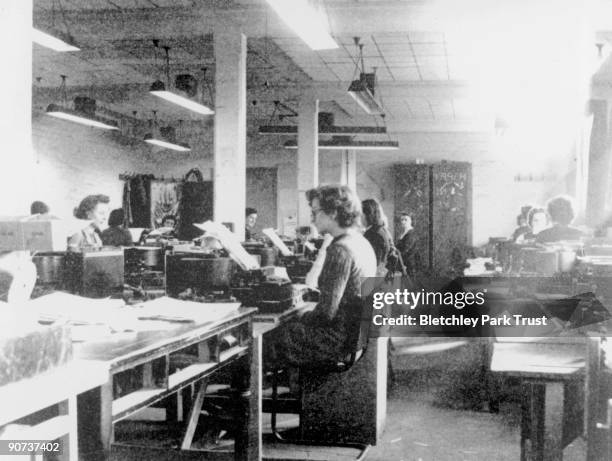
top-left (147, 226), bottom-right (175, 237)
top-left (262, 228), bottom-right (293, 256)
top-left (193, 221), bottom-right (259, 270)
top-left (133, 296), bottom-right (242, 324)
top-left (24, 292), bottom-right (142, 335)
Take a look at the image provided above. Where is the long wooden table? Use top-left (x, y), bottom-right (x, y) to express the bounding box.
top-left (75, 307), bottom-right (259, 461)
top-left (0, 360), bottom-right (108, 461)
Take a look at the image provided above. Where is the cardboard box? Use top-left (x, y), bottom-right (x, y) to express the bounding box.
top-left (0, 218), bottom-right (71, 252)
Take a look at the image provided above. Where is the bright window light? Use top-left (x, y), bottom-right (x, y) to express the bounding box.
top-left (150, 90), bottom-right (214, 115)
top-left (265, 0), bottom-right (338, 50)
top-left (145, 138), bottom-right (191, 152)
top-left (32, 28), bottom-right (79, 52)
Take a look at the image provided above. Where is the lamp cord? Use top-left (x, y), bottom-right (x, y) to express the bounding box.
top-left (163, 46), bottom-right (171, 89)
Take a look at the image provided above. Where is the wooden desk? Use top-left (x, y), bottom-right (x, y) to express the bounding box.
top-left (75, 307), bottom-right (259, 461)
top-left (491, 339), bottom-right (598, 461)
top-left (252, 301), bottom-right (316, 337)
top-left (0, 360), bottom-right (108, 461)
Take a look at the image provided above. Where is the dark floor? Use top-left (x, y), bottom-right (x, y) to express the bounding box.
top-left (114, 368), bottom-right (587, 461)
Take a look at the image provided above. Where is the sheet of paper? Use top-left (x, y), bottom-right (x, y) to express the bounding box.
top-left (193, 221), bottom-right (259, 270)
top-left (262, 228), bottom-right (294, 257)
top-left (26, 292), bottom-right (126, 323)
top-left (133, 296), bottom-right (242, 324)
top-left (148, 226), bottom-right (175, 236)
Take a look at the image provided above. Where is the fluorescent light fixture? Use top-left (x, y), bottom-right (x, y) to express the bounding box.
top-left (46, 104), bottom-right (118, 130)
top-left (33, 28), bottom-right (79, 52)
top-left (265, 0), bottom-right (338, 50)
top-left (259, 125), bottom-right (387, 135)
top-left (150, 81), bottom-right (214, 115)
top-left (283, 139), bottom-right (398, 150)
top-left (144, 125), bottom-right (191, 152)
top-left (348, 73), bottom-right (385, 115)
top-left (144, 137), bottom-right (191, 152)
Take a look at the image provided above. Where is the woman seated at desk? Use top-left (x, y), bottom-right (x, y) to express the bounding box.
top-left (245, 207), bottom-right (259, 241)
top-left (101, 208), bottom-right (133, 247)
top-left (536, 196), bottom-right (583, 243)
top-left (515, 207), bottom-right (548, 243)
top-left (68, 194), bottom-right (110, 251)
top-left (362, 198), bottom-right (392, 277)
top-left (266, 184), bottom-right (376, 367)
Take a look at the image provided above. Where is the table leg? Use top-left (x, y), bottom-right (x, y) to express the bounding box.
top-left (77, 378), bottom-right (113, 461)
top-left (524, 382), bottom-right (564, 461)
top-left (233, 335), bottom-right (261, 461)
top-left (57, 395), bottom-right (78, 461)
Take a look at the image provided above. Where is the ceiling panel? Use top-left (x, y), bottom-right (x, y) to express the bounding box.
top-left (301, 66), bottom-right (338, 81)
top-left (408, 31), bottom-right (445, 43)
top-left (327, 63), bottom-right (355, 80)
top-left (388, 66), bottom-right (421, 80)
top-left (420, 64), bottom-right (449, 80)
top-left (412, 43), bottom-right (446, 57)
top-left (374, 67), bottom-right (394, 81)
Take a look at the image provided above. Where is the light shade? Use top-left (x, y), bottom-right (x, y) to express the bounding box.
top-left (144, 126), bottom-right (191, 152)
top-left (283, 139), bottom-right (398, 150)
top-left (150, 81), bottom-right (214, 116)
top-left (46, 104), bottom-right (118, 130)
top-left (259, 125), bottom-right (387, 135)
top-left (348, 73), bottom-right (385, 115)
top-left (144, 137), bottom-right (191, 152)
top-left (265, 0), bottom-right (338, 50)
top-left (33, 28), bottom-right (79, 52)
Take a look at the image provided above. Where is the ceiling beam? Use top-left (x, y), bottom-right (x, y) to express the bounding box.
top-left (33, 1), bottom-right (434, 42)
top-left (33, 79), bottom-right (473, 103)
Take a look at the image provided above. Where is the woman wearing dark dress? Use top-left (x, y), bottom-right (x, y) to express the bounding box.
top-left (101, 209), bottom-right (133, 247)
top-left (396, 213), bottom-right (420, 277)
top-left (266, 185), bottom-right (376, 367)
top-left (362, 198), bottom-right (393, 277)
top-left (536, 196), bottom-right (583, 243)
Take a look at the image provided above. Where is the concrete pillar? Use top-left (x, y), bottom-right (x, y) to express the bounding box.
top-left (586, 99), bottom-right (612, 227)
top-left (213, 27), bottom-right (247, 239)
top-left (340, 150), bottom-right (357, 192)
top-left (0, 0), bottom-right (32, 216)
top-left (297, 94), bottom-right (318, 227)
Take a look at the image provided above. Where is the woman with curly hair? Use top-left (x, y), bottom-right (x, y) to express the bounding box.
top-left (68, 194), bottom-right (110, 251)
top-left (266, 184), bottom-right (376, 366)
top-left (536, 196), bottom-right (583, 243)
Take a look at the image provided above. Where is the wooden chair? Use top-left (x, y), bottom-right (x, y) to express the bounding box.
top-left (263, 297), bottom-right (373, 461)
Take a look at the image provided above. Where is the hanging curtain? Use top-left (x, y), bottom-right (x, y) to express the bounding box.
top-left (122, 174), bottom-right (154, 227)
top-left (150, 180), bottom-right (181, 227)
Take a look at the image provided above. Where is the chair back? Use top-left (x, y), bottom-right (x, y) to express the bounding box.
top-left (340, 296), bottom-right (374, 368)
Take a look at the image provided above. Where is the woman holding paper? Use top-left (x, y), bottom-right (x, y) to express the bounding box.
top-left (266, 185), bottom-right (376, 366)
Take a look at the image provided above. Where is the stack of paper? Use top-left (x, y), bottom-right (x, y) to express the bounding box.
top-left (262, 228), bottom-right (294, 257)
top-left (133, 296), bottom-right (242, 324)
top-left (193, 221), bottom-right (259, 270)
top-left (26, 292), bottom-right (126, 324)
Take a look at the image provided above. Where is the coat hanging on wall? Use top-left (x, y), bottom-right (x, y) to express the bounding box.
top-left (122, 174), bottom-right (154, 227)
top-left (177, 168), bottom-right (213, 241)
